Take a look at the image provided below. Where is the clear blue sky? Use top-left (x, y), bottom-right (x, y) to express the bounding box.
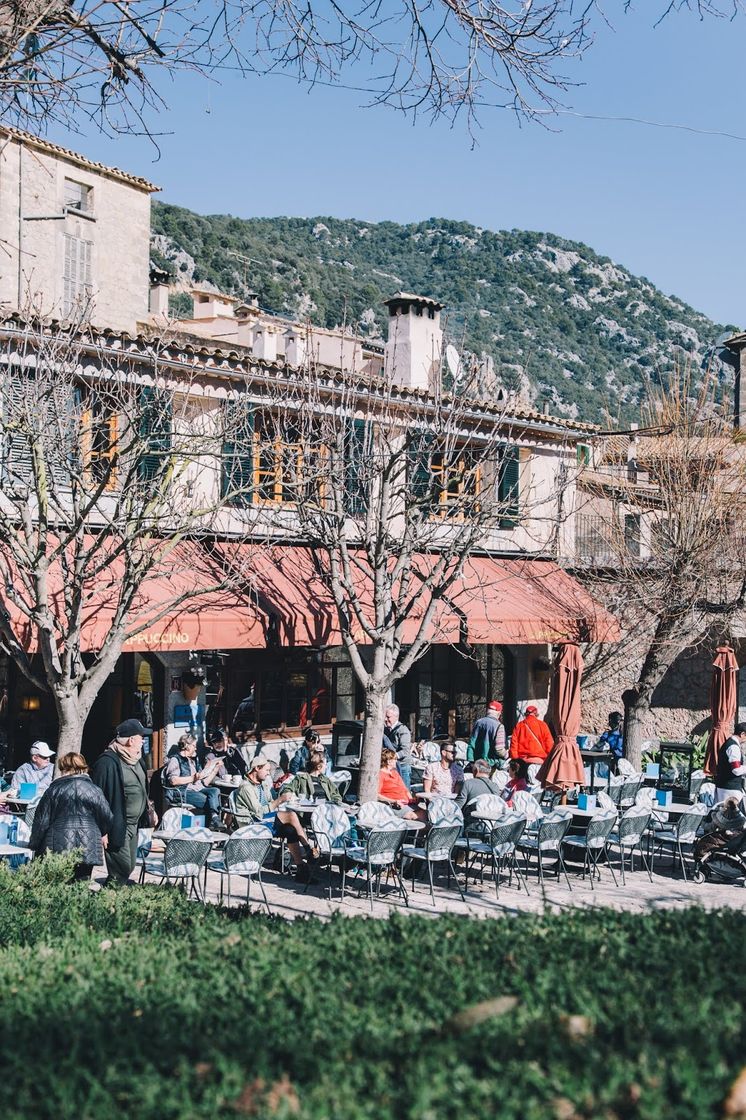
top-left (48, 4), bottom-right (746, 327)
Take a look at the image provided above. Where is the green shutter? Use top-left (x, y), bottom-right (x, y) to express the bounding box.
top-left (498, 445), bottom-right (520, 529)
top-left (138, 386), bottom-right (172, 481)
top-left (407, 429), bottom-right (435, 504)
top-left (345, 418), bottom-right (370, 515)
top-left (221, 401), bottom-right (254, 505)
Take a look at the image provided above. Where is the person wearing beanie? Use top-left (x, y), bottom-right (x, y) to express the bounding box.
top-left (467, 701), bottom-right (507, 764)
top-left (510, 705), bottom-right (554, 765)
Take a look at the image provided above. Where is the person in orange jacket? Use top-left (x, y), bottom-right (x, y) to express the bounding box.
top-left (509, 705), bottom-right (553, 765)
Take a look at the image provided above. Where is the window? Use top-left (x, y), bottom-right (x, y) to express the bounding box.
top-left (62, 234), bottom-right (92, 317)
top-left (64, 179), bottom-right (91, 213)
top-left (624, 513), bottom-right (641, 558)
top-left (81, 389), bottom-right (117, 486)
top-left (221, 401), bottom-right (254, 505)
top-left (577, 443), bottom-right (590, 468)
top-left (407, 430), bottom-right (480, 518)
top-left (344, 418), bottom-right (371, 515)
top-left (138, 386), bottom-right (172, 481)
top-left (497, 445), bottom-right (520, 529)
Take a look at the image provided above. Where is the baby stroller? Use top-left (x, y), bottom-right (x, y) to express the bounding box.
top-left (692, 798), bottom-right (746, 886)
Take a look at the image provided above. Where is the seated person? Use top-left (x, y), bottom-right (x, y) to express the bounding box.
top-left (378, 749), bottom-right (426, 821)
top-left (456, 758), bottom-right (501, 827)
top-left (282, 750), bottom-right (342, 804)
top-left (502, 758), bottom-right (530, 806)
top-left (1, 742), bottom-right (56, 803)
top-left (289, 728), bottom-right (332, 776)
top-left (597, 712), bottom-right (624, 761)
top-left (204, 728), bottom-right (247, 780)
top-left (235, 755), bottom-right (319, 879)
top-left (163, 733), bottom-right (221, 827)
top-left (423, 742), bottom-right (465, 798)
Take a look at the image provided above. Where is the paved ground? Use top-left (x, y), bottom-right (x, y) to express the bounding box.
top-left (116, 853), bottom-right (746, 920)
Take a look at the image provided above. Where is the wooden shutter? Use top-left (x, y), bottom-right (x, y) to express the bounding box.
top-left (407, 430), bottom-right (435, 504)
top-left (3, 371), bottom-right (34, 487)
top-left (138, 386), bottom-right (172, 481)
top-left (498, 445), bottom-right (520, 529)
top-left (344, 418), bottom-right (371, 515)
top-left (62, 234), bottom-right (93, 317)
top-left (221, 400), bottom-right (254, 505)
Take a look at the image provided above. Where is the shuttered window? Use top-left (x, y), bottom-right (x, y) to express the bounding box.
top-left (2, 371), bottom-right (34, 488)
top-left (138, 387), bottom-right (172, 482)
top-left (344, 418), bottom-right (371, 516)
top-left (498, 445), bottom-right (520, 529)
top-left (407, 430), bottom-right (435, 506)
top-left (62, 234), bottom-right (93, 317)
top-left (221, 401), bottom-right (254, 505)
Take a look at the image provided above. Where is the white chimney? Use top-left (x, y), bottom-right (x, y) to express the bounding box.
top-left (253, 325), bottom-right (278, 362)
top-left (383, 292), bottom-right (443, 391)
top-left (285, 328), bottom-right (308, 367)
top-left (149, 282), bottom-right (169, 318)
top-left (192, 289), bottom-right (237, 320)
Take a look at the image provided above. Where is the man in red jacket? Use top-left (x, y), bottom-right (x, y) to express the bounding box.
top-left (510, 705), bottom-right (553, 765)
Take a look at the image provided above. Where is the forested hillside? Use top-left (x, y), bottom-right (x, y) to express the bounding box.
top-left (151, 204), bottom-right (734, 423)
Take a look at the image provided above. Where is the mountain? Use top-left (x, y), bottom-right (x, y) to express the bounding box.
top-left (150, 204), bottom-right (735, 424)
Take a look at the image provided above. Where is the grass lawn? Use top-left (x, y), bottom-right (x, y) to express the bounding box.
top-left (1, 854), bottom-right (744, 1120)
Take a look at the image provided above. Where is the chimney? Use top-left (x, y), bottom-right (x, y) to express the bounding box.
top-left (252, 324), bottom-right (278, 362)
top-left (285, 328), bottom-right (307, 367)
top-left (383, 292), bottom-right (443, 391)
top-left (192, 289), bottom-right (238, 320)
top-left (149, 282), bottom-right (169, 318)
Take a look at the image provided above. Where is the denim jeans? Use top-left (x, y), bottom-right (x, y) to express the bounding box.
top-left (183, 786), bottom-right (220, 825)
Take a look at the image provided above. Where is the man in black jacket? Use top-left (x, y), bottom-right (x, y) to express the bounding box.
top-left (90, 719), bottom-right (151, 884)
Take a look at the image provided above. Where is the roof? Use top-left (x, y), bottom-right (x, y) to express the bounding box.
top-left (0, 126), bottom-right (159, 193)
top-left (0, 312), bottom-right (601, 437)
top-left (384, 291), bottom-right (444, 312)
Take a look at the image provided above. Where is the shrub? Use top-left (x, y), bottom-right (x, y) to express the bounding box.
top-left (0, 858), bottom-right (743, 1119)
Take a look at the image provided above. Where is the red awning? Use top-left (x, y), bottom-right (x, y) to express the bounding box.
top-left (5, 543), bottom-right (618, 654)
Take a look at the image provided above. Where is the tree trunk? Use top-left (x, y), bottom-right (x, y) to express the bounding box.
top-left (623, 691), bottom-right (651, 773)
top-left (358, 688), bottom-right (386, 804)
top-left (53, 692), bottom-right (90, 762)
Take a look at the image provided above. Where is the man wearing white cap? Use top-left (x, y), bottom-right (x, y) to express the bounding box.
top-left (9, 742), bottom-right (56, 799)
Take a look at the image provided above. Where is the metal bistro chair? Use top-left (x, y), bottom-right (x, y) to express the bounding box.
top-left (608, 807), bottom-right (653, 884)
top-left (344, 821), bottom-right (409, 911)
top-left (141, 827), bottom-right (213, 901)
top-left (562, 809), bottom-right (619, 889)
top-left (618, 775), bottom-right (644, 810)
top-left (206, 823), bottom-right (273, 912)
top-left (689, 770), bottom-right (706, 804)
top-left (308, 803), bottom-right (355, 899)
top-left (652, 804), bottom-right (708, 881)
top-left (466, 814), bottom-right (529, 898)
top-left (518, 809), bottom-right (573, 890)
top-left (331, 770), bottom-right (352, 800)
top-left (402, 823), bottom-right (465, 906)
top-left (427, 797), bottom-right (464, 827)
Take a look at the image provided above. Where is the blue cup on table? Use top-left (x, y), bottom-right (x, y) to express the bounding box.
top-left (576, 735), bottom-right (588, 749)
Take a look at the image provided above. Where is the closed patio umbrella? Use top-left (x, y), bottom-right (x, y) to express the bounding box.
top-left (536, 642), bottom-right (585, 792)
top-left (703, 645), bottom-right (739, 777)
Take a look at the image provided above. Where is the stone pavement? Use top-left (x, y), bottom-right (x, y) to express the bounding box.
top-left (130, 856), bottom-right (746, 920)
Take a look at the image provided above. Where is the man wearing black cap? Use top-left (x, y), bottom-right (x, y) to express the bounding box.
top-left (91, 719), bottom-right (152, 884)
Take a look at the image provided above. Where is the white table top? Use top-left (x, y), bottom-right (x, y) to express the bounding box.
top-left (0, 843), bottom-right (32, 857)
top-left (215, 778), bottom-right (242, 791)
top-left (649, 801), bottom-right (697, 817)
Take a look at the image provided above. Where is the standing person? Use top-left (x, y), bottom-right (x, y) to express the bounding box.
top-left (597, 712), bottom-right (625, 762)
top-left (510, 705), bottom-right (553, 765)
top-left (163, 733), bottom-right (222, 827)
top-left (714, 723), bottom-right (746, 806)
top-left (28, 752), bottom-right (113, 880)
top-left (383, 704), bottom-right (413, 790)
top-left (90, 719), bottom-right (152, 885)
top-left (467, 701), bottom-right (507, 764)
top-left (423, 742), bottom-right (465, 798)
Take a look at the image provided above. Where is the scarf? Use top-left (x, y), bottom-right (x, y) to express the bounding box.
top-left (112, 740), bottom-right (143, 767)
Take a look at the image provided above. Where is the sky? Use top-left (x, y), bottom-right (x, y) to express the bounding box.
top-left (46, 3), bottom-right (746, 328)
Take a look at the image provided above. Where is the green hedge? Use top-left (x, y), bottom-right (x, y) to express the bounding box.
top-left (0, 855), bottom-right (744, 1119)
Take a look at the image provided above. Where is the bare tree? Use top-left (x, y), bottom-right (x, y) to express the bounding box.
top-left (223, 341), bottom-right (577, 803)
top-left (0, 309), bottom-right (239, 756)
top-left (2, 1), bottom-right (741, 137)
top-left (575, 370), bottom-right (746, 768)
